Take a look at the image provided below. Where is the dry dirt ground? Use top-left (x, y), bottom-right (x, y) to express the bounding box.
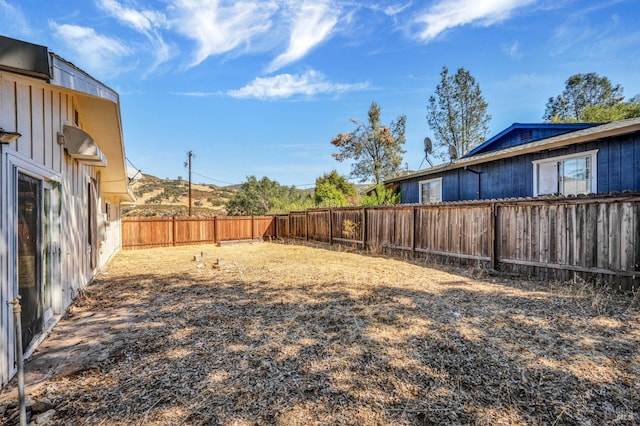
top-left (2, 242), bottom-right (639, 425)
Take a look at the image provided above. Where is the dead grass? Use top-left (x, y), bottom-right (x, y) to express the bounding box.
top-left (10, 243), bottom-right (640, 424)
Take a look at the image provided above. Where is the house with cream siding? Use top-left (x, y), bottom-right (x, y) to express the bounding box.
top-left (0, 35), bottom-right (133, 385)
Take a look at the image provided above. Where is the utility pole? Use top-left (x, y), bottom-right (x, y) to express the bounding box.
top-left (185, 151), bottom-right (195, 216)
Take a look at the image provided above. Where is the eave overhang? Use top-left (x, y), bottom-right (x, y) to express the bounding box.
top-left (50, 54), bottom-right (133, 201)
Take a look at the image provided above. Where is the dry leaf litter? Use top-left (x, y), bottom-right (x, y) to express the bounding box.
top-left (1, 242), bottom-right (638, 425)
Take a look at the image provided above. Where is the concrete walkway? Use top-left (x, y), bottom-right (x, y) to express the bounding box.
top-left (0, 302), bottom-right (132, 403)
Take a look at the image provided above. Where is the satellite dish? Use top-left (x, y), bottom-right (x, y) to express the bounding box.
top-left (423, 137), bottom-right (433, 155)
top-left (449, 145), bottom-right (458, 160)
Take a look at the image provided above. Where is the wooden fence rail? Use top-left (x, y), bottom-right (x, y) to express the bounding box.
top-left (122, 194), bottom-right (639, 291)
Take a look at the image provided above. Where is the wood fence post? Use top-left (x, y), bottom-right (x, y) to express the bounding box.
top-left (172, 216), bottom-right (177, 246)
top-left (490, 203), bottom-right (498, 271)
top-left (362, 207), bottom-right (367, 249)
top-left (273, 215), bottom-right (277, 240)
top-left (329, 209), bottom-right (333, 245)
top-left (305, 211), bottom-right (309, 241)
top-left (251, 215), bottom-right (255, 240)
top-left (213, 216), bottom-right (218, 244)
top-left (412, 206), bottom-right (417, 256)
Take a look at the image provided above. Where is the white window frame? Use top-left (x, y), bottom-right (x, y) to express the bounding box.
top-left (419, 177), bottom-right (442, 204)
top-left (532, 149), bottom-right (598, 196)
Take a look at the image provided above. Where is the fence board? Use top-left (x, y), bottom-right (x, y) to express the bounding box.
top-left (122, 217), bottom-right (174, 248)
top-left (289, 213), bottom-right (306, 239)
top-left (275, 215), bottom-right (290, 239)
top-left (332, 209), bottom-right (363, 244)
top-left (597, 203), bottom-right (609, 269)
top-left (307, 210), bottom-right (330, 242)
top-left (609, 203), bottom-right (621, 270)
top-left (556, 204), bottom-right (566, 266)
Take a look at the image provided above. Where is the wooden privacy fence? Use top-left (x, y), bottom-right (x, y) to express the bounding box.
top-left (276, 195), bottom-right (639, 291)
top-left (122, 216), bottom-right (274, 249)
top-left (122, 194), bottom-right (639, 291)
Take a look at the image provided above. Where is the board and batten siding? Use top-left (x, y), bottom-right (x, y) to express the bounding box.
top-left (0, 70), bottom-right (119, 385)
top-left (399, 133), bottom-right (640, 204)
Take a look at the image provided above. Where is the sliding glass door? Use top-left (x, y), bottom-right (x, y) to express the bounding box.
top-left (17, 173), bottom-right (42, 348)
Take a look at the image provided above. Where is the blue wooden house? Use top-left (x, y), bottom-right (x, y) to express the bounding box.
top-left (387, 118), bottom-right (640, 203)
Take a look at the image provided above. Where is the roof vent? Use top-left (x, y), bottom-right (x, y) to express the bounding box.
top-left (520, 130), bottom-right (533, 142)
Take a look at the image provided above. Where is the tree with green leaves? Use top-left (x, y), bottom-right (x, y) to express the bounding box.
top-left (427, 66), bottom-right (491, 160)
top-left (543, 73), bottom-right (624, 122)
top-left (360, 184), bottom-right (400, 206)
top-left (331, 101), bottom-right (406, 185)
top-left (314, 170), bottom-right (357, 207)
top-left (226, 176), bottom-right (310, 215)
top-left (580, 95), bottom-right (640, 122)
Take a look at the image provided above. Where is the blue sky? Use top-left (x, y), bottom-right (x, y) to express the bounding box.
top-left (2, 0), bottom-right (639, 187)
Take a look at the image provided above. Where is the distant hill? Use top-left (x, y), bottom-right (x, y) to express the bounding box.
top-left (122, 174), bottom-right (236, 217)
top-left (122, 174), bottom-right (373, 217)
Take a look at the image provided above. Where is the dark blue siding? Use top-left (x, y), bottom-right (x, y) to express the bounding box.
top-left (635, 134), bottom-right (640, 190)
top-left (459, 169), bottom-right (480, 200)
top-left (442, 173), bottom-right (459, 201)
top-left (399, 180), bottom-right (420, 203)
top-left (487, 128), bottom-right (567, 151)
top-left (620, 137), bottom-right (634, 190)
top-left (597, 134), bottom-right (640, 193)
top-left (398, 132), bottom-right (640, 203)
top-left (597, 143), bottom-right (609, 192)
top-left (609, 141), bottom-right (622, 192)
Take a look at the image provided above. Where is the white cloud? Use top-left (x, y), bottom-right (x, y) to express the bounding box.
top-left (267, 1), bottom-right (339, 72)
top-left (414, 0), bottom-right (536, 42)
top-left (0, 0), bottom-right (30, 35)
top-left (551, 12), bottom-right (640, 61)
top-left (97, 0), bottom-right (171, 74)
top-left (383, 2), bottom-right (413, 17)
top-left (502, 40), bottom-right (522, 58)
top-left (169, 0), bottom-right (279, 68)
top-left (97, 0), bottom-right (167, 33)
top-left (227, 69), bottom-right (368, 100)
top-left (175, 91), bottom-right (224, 97)
top-left (50, 22), bottom-right (134, 77)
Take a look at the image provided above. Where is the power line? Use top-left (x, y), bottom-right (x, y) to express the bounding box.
top-left (126, 156), bottom-right (141, 169)
top-left (192, 171), bottom-right (315, 188)
top-left (125, 157), bottom-right (142, 181)
top-left (192, 171), bottom-right (238, 186)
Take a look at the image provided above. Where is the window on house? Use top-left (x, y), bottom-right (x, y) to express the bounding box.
top-left (533, 150), bottom-right (597, 196)
top-left (419, 178), bottom-right (442, 203)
